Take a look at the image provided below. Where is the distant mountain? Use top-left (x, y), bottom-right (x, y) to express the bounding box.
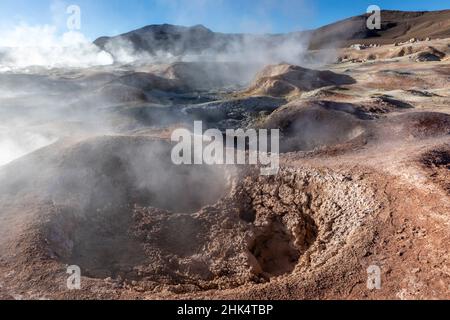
top-left (308, 10), bottom-right (450, 49)
top-left (94, 23), bottom-right (306, 59)
top-left (95, 24), bottom-right (228, 56)
top-left (94, 10), bottom-right (450, 56)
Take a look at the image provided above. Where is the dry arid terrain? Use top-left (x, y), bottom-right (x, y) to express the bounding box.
top-left (0, 10), bottom-right (449, 300)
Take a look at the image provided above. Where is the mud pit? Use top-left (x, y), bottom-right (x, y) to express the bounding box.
top-left (29, 138), bottom-right (235, 280)
top-left (248, 217), bottom-right (315, 277)
top-left (40, 147), bottom-right (379, 291)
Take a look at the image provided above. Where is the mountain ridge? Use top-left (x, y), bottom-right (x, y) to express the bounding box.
top-left (94, 10), bottom-right (450, 56)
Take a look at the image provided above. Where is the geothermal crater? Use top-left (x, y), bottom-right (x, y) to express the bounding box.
top-left (40, 153), bottom-right (379, 291)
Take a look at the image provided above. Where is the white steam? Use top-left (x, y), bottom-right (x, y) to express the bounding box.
top-left (0, 127), bottom-right (57, 166)
top-left (0, 0), bottom-right (319, 167)
top-left (0, 24), bottom-right (113, 71)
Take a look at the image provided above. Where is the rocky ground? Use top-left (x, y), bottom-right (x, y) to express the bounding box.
top-left (0, 37), bottom-right (449, 300)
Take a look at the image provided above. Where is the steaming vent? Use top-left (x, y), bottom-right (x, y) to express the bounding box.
top-left (1, 135), bottom-right (377, 290)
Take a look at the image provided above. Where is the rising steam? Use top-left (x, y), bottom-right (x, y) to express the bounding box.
top-left (0, 0), bottom-right (319, 167)
top-left (0, 24), bottom-right (113, 71)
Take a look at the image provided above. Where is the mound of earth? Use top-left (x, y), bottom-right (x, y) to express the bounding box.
top-left (364, 70), bottom-right (429, 91)
top-left (143, 62), bottom-right (255, 91)
top-left (376, 112), bottom-right (450, 140)
top-left (261, 100), bottom-right (367, 152)
top-left (182, 96), bottom-right (286, 130)
top-left (366, 95), bottom-right (414, 112)
top-left (301, 87), bottom-right (355, 101)
top-left (386, 46), bottom-right (446, 61)
top-left (412, 52), bottom-right (443, 62)
top-left (420, 145), bottom-right (450, 194)
top-left (97, 83), bottom-right (149, 103)
top-left (108, 72), bottom-right (186, 93)
top-left (390, 46), bottom-right (416, 58)
top-left (402, 46), bottom-right (446, 62)
top-left (72, 72), bottom-right (118, 86)
top-left (244, 64), bottom-right (356, 97)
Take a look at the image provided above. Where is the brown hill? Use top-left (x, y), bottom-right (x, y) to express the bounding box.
top-left (308, 10), bottom-right (450, 49)
top-left (244, 64), bottom-right (355, 97)
top-left (95, 10), bottom-right (450, 56)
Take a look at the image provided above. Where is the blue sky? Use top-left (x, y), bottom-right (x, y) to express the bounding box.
top-left (0, 0), bottom-right (449, 40)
